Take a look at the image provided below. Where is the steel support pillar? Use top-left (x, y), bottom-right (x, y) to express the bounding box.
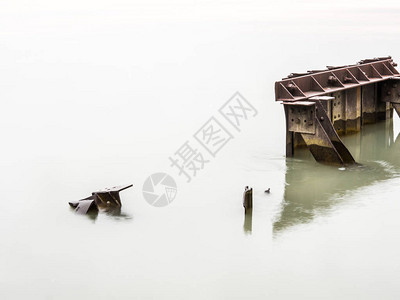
top-left (284, 101), bottom-right (356, 165)
top-left (361, 83), bottom-right (377, 124)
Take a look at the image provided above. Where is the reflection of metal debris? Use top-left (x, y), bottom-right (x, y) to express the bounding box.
top-left (69, 184), bottom-right (133, 215)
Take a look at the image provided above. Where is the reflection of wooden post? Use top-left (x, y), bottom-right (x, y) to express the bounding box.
top-left (243, 187), bottom-right (253, 214)
top-left (243, 210), bottom-right (252, 234)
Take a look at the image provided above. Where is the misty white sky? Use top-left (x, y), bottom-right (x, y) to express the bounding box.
top-left (1, 0), bottom-right (400, 162)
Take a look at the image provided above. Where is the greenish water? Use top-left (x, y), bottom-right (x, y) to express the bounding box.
top-left (2, 1), bottom-right (400, 299)
top-left (3, 118), bottom-right (400, 300)
top-left (277, 119), bottom-right (400, 235)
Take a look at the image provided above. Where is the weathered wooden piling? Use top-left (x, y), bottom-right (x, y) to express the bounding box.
top-left (275, 57), bottom-right (400, 165)
top-left (243, 186), bottom-right (253, 214)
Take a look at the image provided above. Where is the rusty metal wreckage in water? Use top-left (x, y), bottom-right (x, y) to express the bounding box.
top-left (69, 184), bottom-right (133, 215)
top-left (68, 57), bottom-right (400, 214)
top-left (275, 56), bottom-right (400, 165)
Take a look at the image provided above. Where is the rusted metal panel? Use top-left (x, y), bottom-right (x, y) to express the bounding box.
top-left (331, 91), bottom-right (346, 135)
top-left (294, 132), bottom-right (307, 149)
top-left (361, 83), bottom-right (377, 124)
top-left (345, 87), bottom-right (361, 133)
top-left (287, 100), bottom-right (356, 165)
top-left (284, 105), bottom-right (294, 157)
top-left (376, 82), bottom-right (392, 120)
top-left (92, 184), bottom-right (132, 211)
top-left (75, 199), bottom-right (98, 215)
top-left (275, 57), bottom-right (399, 102)
top-left (285, 102), bottom-right (316, 134)
top-left (313, 101), bottom-right (355, 164)
top-left (380, 79), bottom-right (400, 104)
top-left (300, 123), bottom-right (343, 164)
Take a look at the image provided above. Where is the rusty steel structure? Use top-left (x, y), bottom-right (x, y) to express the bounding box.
top-left (275, 56), bottom-right (400, 165)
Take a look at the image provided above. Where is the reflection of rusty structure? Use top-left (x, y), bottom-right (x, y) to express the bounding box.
top-left (274, 119), bottom-right (400, 234)
top-left (275, 57), bottom-right (400, 165)
top-left (69, 184), bottom-right (133, 215)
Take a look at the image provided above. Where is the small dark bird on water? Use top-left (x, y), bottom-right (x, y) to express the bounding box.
top-left (264, 188), bottom-right (270, 193)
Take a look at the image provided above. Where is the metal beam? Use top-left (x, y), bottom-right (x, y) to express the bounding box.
top-left (275, 58), bottom-right (399, 102)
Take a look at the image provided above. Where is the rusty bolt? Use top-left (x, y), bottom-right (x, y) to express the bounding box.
top-left (328, 75), bottom-right (338, 84)
top-left (394, 84), bottom-right (398, 88)
top-left (387, 91), bottom-right (392, 96)
top-left (287, 83), bottom-right (296, 93)
top-left (343, 76), bottom-right (352, 83)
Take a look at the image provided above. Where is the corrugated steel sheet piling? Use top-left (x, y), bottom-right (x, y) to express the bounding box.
top-left (275, 57), bottom-right (400, 165)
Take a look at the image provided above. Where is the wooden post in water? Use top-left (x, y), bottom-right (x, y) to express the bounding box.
top-left (243, 186), bottom-right (253, 214)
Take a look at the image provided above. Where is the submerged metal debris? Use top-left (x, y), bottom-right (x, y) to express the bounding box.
top-left (69, 184), bottom-right (133, 215)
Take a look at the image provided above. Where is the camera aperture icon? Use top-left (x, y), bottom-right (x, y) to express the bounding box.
top-left (142, 173), bottom-right (177, 207)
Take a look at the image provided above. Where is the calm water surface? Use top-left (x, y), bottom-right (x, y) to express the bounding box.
top-left (1, 1), bottom-right (400, 299)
